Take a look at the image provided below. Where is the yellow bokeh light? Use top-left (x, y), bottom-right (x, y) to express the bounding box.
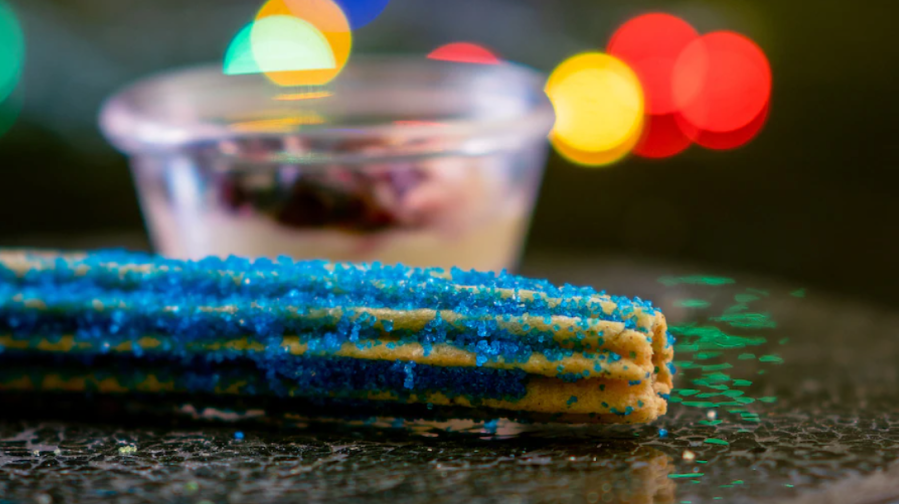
top-left (546, 53), bottom-right (644, 166)
top-left (550, 128), bottom-right (640, 167)
top-left (256, 0), bottom-right (352, 86)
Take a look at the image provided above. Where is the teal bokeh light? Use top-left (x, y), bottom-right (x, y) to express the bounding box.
top-left (0, 0), bottom-right (25, 104)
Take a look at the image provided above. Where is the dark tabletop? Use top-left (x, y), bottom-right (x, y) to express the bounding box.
top-left (1, 243), bottom-right (897, 504)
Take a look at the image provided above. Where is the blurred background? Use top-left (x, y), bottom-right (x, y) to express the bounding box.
top-left (0, 0), bottom-right (896, 305)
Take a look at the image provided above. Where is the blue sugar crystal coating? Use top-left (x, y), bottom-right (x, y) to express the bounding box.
top-left (0, 251), bottom-right (669, 409)
top-left (0, 251), bottom-right (664, 377)
top-left (1, 250), bottom-right (659, 324)
top-left (0, 350), bottom-right (530, 403)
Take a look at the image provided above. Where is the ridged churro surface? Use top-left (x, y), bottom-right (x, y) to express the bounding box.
top-left (0, 250), bottom-right (674, 423)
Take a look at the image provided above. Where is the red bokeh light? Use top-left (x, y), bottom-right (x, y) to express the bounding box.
top-left (673, 31), bottom-right (772, 133)
top-left (607, 13), bottom-right (699, 115)
top-left (678, 102), bottom-right (769, 150)
top-left (427, 42), bottom-right (500, 65)
top-left (634, 113), bottom-right (695, 159)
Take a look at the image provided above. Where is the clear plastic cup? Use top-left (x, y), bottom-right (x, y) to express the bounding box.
top-left (99, 56), bottom-right (554, 271)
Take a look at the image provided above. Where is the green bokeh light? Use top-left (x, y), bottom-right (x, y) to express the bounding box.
top-left (0, 89), bottom-right (22, 137)
top-left (0, 0), bottom-right (25, 103)
top-left (223, 23), bottom-right (260, 76)
top-left (224, 16), bottom-right (336, 76)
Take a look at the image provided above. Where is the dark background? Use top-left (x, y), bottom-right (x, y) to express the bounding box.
top-left (0, 0), bottom-right (896, 305)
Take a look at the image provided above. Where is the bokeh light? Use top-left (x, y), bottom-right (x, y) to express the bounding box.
top-left (224, 0), bottom-right (352, 87)
top-left (673, 31), bottom-right (772, 133)
top-left (256, 0), bottom-right (352, 86)
top-left (634, 113), bottom-right (694, 159)
top-left (332, 0), bottom-right (390, 29)
top-left (224, 23), bottom-right (263, 76)
top-left (0, 90), bottom-right (22, 139)
top-left (546, 52), bottom-right (644, 166)
top-left (0, 0), bottom-right (25, 104)
top-left (252, 16), bottom-right (336, 73)
top-left (427, 43), bottom-right (500, 65)
top-left (607, 13), bottom-right (698, 115)
top-left (550, 14), bottom-right (771, 166)
top-left (551, 126), bottom-right (640, 167)
top-left (680, 103), bottom-right (769, 150)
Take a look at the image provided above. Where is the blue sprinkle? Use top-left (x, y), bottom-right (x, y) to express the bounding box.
top-left (659, 429), bottom-right (668, 438)
top-left (234, 431), bottom-right (244, 440)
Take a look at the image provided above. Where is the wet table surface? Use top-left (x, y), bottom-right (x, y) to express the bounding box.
top-left (1, 246), bottom-right (898, 504)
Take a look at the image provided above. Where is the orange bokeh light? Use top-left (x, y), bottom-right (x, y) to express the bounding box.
top-left (427, 43), bottom-right (500, 65)
top-left (607, 13), bottom-right (699, 115)
top-left (255, 0), bottom-right (352, 86)
top-left (673, 31), bottom-right (772, 133)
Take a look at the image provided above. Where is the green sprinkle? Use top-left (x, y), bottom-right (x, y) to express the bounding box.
top-left (696, 392), bottom-right (719, 399)
top-left (701, 363), bottom-right (733, 372)
top-left (719, 485), bottom-right (733, 489)
top-left (711, 312), bottom-right (777, 329)
top-left (724, 303), bottom-right (748, 314)
top-left (790, 289), bottom-right (806, 298)
top-left (704, 438), bottom-right (729, 446)
top-left (630, 351), bottom-right (637, 359)
top-left (683, 401), bottom-right (718, 408)
top-left (732, 480), bottom-right (744, 484)
top-left (677, 389), bottom-right (700, 396)
top-left (695, 351), bottom-right (722, 360)
top-left (669, 396), bottom-right (683, 403)
top-left (669, 473), bottom-right (705, 479)
top-left (670, 325), bottom-right (766, 350)
top-left (759, 355), bottom-right (784, 364)
top-left (695, 460), bottom-right (708, 464)
top-left (676, 299), bottom-right (712, 309)
top-left (759, 396), bottom-right (777, 403)
top-left (732, 379), bottom-right (753, 387)
top-left (675, 360), bottom-right (699, 369)
top-left (785, 484), bottom-right (794, 488)
top-left (738, 353), bottom-right (756, 360)
top-left (746, 288), bottom-right (769, 296)
top-left (758, 370), bottom-right (767, 375)
top-left (714, 498), bottom-right (723, 500)
top-left (659, 275), bottom-right (735, 286)
top-left (118, 445), bottom-right (137, 455)
top-left (699, 420), bottom-right (723, 426)
top-left (708, 384), bottom-right (729, 390)
top-left (778, 338), bottom-right (790, 345)
top-left (735, 397), bottom-right (756, 404)
top-left (734, 294), bottom-right (759, 303)
top-left (706, 372), bottom-right (731, 382)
